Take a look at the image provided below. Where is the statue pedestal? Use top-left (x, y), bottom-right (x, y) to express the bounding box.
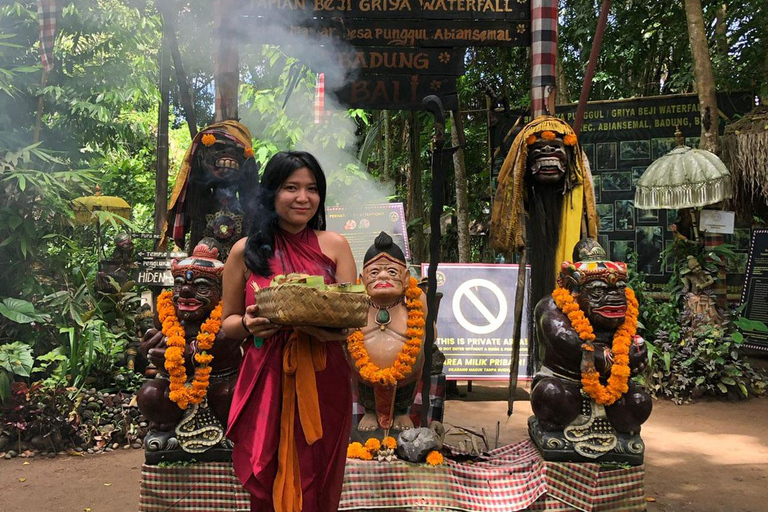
top-left (140, 439), bottom-right (645, 512)
top-left (350, 374), bottom-right (446, 443)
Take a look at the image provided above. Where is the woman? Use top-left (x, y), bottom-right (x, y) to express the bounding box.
top-left (222, 151), bottom-right (356, 512)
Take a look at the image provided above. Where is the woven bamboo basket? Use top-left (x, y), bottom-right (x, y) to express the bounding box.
top-left (254, 285), bottom-right (369, 328)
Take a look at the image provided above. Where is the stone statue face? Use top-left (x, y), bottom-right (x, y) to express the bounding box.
top-left (194, 132), bottom-right (246, 185)
top-left (362, 256), bottom-right (409, 305)
top-left (575, 278), bottom-right (627, 331)
top-left (526, 135), bottom-right (567, 186)
top-left (172, 269), bottom-right (222, 323)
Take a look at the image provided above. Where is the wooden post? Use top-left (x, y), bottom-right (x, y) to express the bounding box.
top-left (154, 26), bottom-right (170, 250)
top-left (214, 0), bottom-right (239, 122)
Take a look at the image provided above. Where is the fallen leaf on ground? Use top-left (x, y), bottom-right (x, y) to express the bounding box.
top-left (85, 508), bottom-right (91, 511)
top-left (68, 448), bottom-right (85, 457)
top-left (22, 461), bottom-right (30, 465)
top-left (645, 496), bottom-right (657, 502)
top-left (19, 477), bottom-right (26, 482)
top-left (104, 483), bottom-right (111, 486)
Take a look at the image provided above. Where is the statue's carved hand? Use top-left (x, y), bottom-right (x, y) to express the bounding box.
top-left (629, 335), bottom-right (648, 373)
top-left (140, 328), bottom-right (167, 368)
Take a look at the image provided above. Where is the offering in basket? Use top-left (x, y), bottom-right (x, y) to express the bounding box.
top-left (252, 273), bottom-right (369, 328)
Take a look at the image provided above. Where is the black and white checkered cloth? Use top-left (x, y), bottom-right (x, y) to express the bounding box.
top-left (531, 0), bottom-right (558, 117)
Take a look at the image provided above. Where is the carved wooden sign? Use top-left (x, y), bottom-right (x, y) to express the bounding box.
top-left (338, 47), bottom-right (464, 75)
top-left (248, 0), bottom-right (530, 20)
top-left (289, 19), bottom-right (530, 47)
top-left (332, 73), bottom-right (458, 109)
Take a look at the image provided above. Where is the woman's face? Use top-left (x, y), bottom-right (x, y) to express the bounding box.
top-left (274, 167), bottom-right (320, 232)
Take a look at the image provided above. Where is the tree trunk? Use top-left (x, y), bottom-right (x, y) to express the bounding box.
top-left (213, 0), bottom-right (239, 121)
top-left (451, 111), bottom-right (471, 263)
top-left (407, 111), bottom-right (425, 264)
top-left (715, 4), bottom-right (728, 63)
top-left (556, 51), bottom-right (570, 105)
top-left (684, 0), bottom-right (719, 153)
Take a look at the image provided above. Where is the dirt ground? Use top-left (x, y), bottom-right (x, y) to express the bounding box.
top-left (1, 383), bottom-right (767, 512)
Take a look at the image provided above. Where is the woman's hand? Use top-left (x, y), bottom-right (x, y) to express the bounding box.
top-left (296, 325), bottom-right (351, 342)
top-left (242, 304), bottom-right (281, 339)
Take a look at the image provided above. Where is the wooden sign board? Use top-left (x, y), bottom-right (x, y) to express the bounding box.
top-left (332, 73), bottom-right (458, 109)
top-left (289, 19), bottom-right (530, 47)
top-left (247, 0), bottom-right (531, 20)
top-left (338, 47), bottom-right (464, 75)
top-left (740, 229), bottom-right (768, 351)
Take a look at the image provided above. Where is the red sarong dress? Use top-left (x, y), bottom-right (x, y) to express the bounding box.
top-left (227, 227), bottom-right (352, 512)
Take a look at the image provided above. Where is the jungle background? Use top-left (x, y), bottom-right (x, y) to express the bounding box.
top-left (1, 0), bottom-right (767, 456)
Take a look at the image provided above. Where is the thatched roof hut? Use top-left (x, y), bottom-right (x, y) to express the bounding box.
top-left (722, 105), bottom-right (768, 221)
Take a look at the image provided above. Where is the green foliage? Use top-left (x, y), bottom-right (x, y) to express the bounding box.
top-left (0, 341), bottom-right (34, 403)
top-left (0, 298), bottom-right (50, 324)
top-left (633, 239), bottom-right (768, 403)
top-left (644, 320), bottom-right (766, 404)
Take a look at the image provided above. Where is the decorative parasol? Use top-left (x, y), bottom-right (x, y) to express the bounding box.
top-left (72, 185), bottom-right (132, 258)
top-left (635, 131), bottom-right (732, 210)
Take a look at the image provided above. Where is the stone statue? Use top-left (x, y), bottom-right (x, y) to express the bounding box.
top-left (528, 239), bottom-right (652, 464)
top-left (163, 121), bottom-right (258, 261)
top-left (136, 238), bottom-right (242, 463)
top-left (346, 232), bottom-right (427, 438)
top-left (95, 232), bottom-right (136, 294)
top-left (680, 255), bottom-right (723, 327)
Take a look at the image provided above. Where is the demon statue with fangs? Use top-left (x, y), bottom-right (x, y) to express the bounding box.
top-left (491, 115), bottom-right (599, 382)
top-left (162, 121), bottom-right (258, 261)
top-left (528, 239), bottom-right (652, 464)
top-left (136, 239), bottom-right (242, 463)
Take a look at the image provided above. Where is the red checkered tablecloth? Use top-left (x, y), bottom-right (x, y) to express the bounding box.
top-left (140, 440), bottom-right (644, 512)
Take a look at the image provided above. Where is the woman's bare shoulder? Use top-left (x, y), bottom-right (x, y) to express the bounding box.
top-left (226, 237), bottom-right (248, 263)
top-left (314, 230), bottom-right (349, 247)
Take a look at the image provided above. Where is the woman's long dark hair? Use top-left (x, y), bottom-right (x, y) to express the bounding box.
top-left (244, 151), bottom-right (327, 277)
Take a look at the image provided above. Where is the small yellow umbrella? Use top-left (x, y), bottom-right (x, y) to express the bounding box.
top-left (72, 185), bottom-right (132, 258)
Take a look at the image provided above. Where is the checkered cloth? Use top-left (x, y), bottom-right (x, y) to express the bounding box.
top-left (314, 72), bottom-right (325, 124)
top-left (530, 0), bottom-right (558, 117)
top-left (352, 374), bottom-right (446, 427)
top-left (140, 439), bottom-right (645, 512)
top-left (37, 0), bottom-right (58, 73)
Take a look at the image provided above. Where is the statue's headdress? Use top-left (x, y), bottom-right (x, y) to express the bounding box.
top-left (171, 238), bottom-right (224, 280)
top-left (557, 238), bottom-right (627, 292)
top-left (363, 232), bottom-right (406, 268)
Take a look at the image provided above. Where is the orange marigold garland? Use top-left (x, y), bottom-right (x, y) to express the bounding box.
top-left (157, 290), bottom-right (222, 410)
top-left (346, 277), bottom-right (425, 387)
top-left (552, 286), bottom-right (638, 406)
top-left (426, 450), bottom-right (444, 466)
top-left (201, 133), bottom-right (216, 146)
top-left (382, 436), bottom-right (397, 450)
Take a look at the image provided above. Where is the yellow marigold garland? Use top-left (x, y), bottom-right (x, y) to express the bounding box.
top-left (382, 436), bottom-right (397, 450)
top-left (347, 277), bottom-right (425, 387)
top-left (551, 286), bottom-right (638, 406)
top-left (157, 290), bottom-right (221, 410)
